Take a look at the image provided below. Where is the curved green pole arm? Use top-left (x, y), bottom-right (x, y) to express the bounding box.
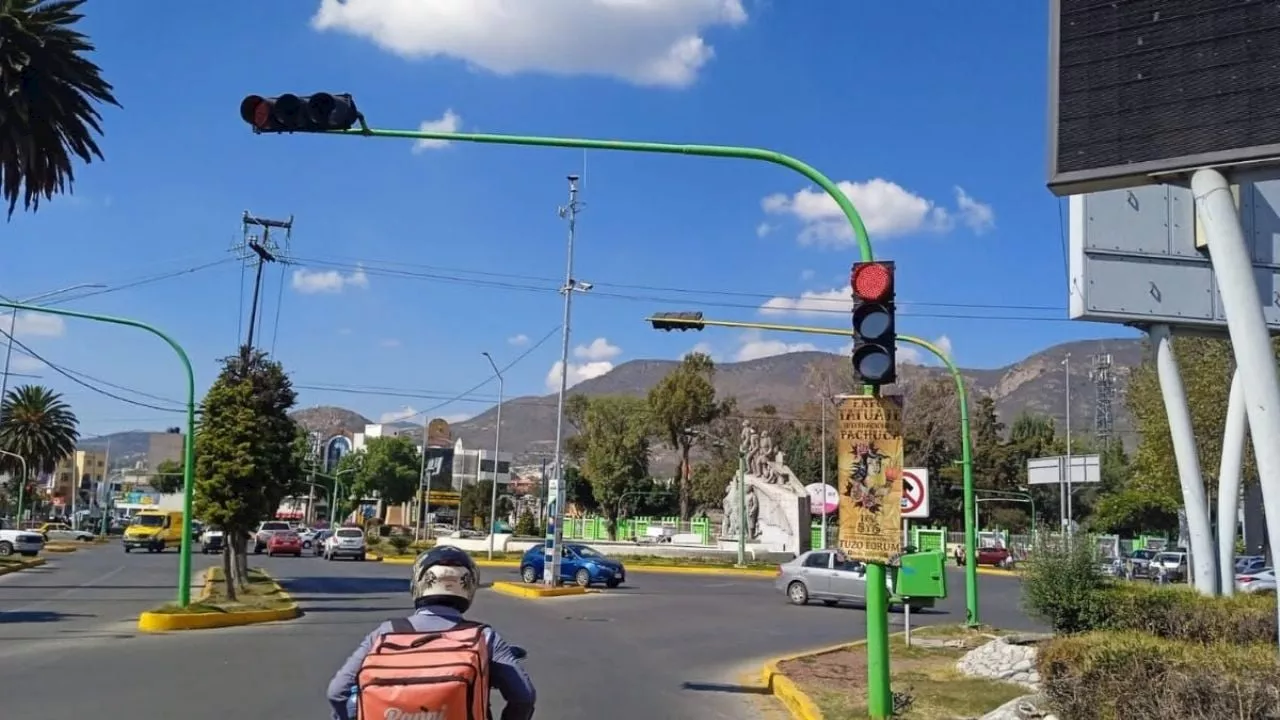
top-left (898, 334), bottom-right (979, 627)
top-left (335, 127), bottom-right (874, 264)
top-left (0, 301), bottom-right (198, 608)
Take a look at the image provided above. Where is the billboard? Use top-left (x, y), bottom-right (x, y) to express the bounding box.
top-left (423, 445), bottom-right (455, 493)
top-left (324, 435), bottom-right (352, 472)
top-left (425, 418), bottom-right (452, 448)
top-left (836, 395), bottom-right (905, 564)
top-left (1068, 180), bottom-right (1280, 332)
top-left (1048, 0), bottom-right (1280, 195)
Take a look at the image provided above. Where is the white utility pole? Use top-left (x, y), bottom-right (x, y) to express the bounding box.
top-left (1063, 353), bottom-right (1073, 536)
top-left (546, 174), bottom-right (590, 586)
top-left (483, 352), bottom-right (504, 560)
top-left (820, 398), bottom-right (828, 549)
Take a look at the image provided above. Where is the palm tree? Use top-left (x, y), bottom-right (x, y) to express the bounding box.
top-left (0, 0), bottom-right (120, 217)
top-left (0, 384), bottom-right (79, 484)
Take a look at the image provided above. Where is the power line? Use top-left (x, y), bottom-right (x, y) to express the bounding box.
top-left (40, 258), bottom-right (237, 307)
top-left (287, 255), bottom-right (1072, 322)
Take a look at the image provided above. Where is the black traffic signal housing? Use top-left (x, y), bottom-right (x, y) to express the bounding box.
top-left (239, 93), bottom-right (361, 133)
top-left (650, 311), bottom-right (705, 331)
top-left (850, 261), bottom-right (897, 387)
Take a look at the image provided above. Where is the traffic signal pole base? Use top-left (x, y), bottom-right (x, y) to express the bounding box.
top-left (863, 562), bottom-right (893, 718)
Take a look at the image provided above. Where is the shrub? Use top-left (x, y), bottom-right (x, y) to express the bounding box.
top-left (1020, 535), bottom-right (1112, 633)
top-left (1038, 631), bottom-right (1280, 720)
top-left (387, 534), bottom-right (413, 556)
top-left (1095, 583), bottom-right (1277, 646)
top-left (514, 508), bottom-right (540, 537)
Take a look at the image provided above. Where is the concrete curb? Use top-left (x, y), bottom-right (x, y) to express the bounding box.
top-left (0, 557), bottom-right (47, 577)
top-left (42, 544), bottom-right (78, 554)
top-left (759, 639), bottom-right (865, 720)
top-left (490, 581), bottom-right (591, 599)
top-left (137, 568), bottom-right (302, 632)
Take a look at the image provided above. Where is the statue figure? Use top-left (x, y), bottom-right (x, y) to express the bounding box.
top-left (755, 432), bottom-right (775, 479)
top-left (745, 486), bottom-right (760, 539)
top-left (721, 484), bottom-right (740, 538)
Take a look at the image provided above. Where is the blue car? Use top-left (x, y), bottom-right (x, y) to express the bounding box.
top-left (520, 542), bottom-right (626, 588)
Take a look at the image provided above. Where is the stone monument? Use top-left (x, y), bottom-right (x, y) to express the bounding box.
top-left (718, 421), bottom-right (812, 554)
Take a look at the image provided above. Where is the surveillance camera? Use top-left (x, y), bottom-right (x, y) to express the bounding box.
top-left (578, 281), bottom-right (593, 291)
top-left (567, 174), bottom-right (580, 182)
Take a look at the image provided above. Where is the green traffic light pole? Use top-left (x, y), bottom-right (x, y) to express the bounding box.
top-left (0, 302), bottom-right (197, 607)
top-left (644, 315), bottom-right (982, 631)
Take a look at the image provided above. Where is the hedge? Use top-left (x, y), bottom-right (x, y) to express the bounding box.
top-left (1038, 631), bottom-right (1280, 720)
top-left (1091, 584), bottom-right (1277, 646)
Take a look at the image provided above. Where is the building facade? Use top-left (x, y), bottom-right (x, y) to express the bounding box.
top-left (49, 449), bottom-right (108, 503)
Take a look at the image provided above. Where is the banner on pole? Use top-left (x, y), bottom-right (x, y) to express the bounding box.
top-left (836, 394), bottom-right (905, 563)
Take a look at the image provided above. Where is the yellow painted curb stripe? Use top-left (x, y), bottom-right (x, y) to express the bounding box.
top-left (759, 636), bottom-right (886, 720)
top-left (137, 568), bottom-right (302, 632)
top-left (489, 581), bottom-right (589, 599)
top-left (0, 557), bottom-right (47, 577)
top-left (42, 546), bottom-right (77, 553)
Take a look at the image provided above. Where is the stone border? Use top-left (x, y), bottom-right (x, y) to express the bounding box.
top-left (0, 557), bottom-right (47, 577)
top-left (490, 581), bottom-right (590, 599)
top-left (136, 568), bottom-right (301, 632)
top-left (759, 639), bottom-right (870, 720)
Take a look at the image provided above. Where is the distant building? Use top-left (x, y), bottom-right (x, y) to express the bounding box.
top-left (49, 449), bottom-right (108, 506)
top-left (146, 431), bottom-right (185, 469)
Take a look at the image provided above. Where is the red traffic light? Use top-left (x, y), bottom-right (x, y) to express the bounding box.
top-left (851, 262), bottom-right (893, 302)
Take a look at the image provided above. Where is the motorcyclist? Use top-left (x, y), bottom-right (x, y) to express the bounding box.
top-left (326, 545), bottom-right (536, 720)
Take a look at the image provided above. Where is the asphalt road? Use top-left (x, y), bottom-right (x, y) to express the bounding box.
top-left (0, 546), bottom-right (1039, 720)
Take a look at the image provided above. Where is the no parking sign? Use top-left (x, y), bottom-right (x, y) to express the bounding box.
top-left (901, 468), bottom-right (930, 519)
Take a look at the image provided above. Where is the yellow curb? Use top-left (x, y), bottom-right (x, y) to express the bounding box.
top-left (760, 636), bottom-right (882, 720)
top-left (0, 557), bottom-right (47, 577)
top-left (137, 568), bottom-right (302, 632)
top-left (42, 544), bottom-right (78, 553)
top-left (976, 567), bottom-right (1017, 577)
top-left (490, 581), bottom-right (590, 599)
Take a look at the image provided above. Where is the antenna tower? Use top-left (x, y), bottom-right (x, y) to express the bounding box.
top-left (1089, 352), bottom-right (1116, 447)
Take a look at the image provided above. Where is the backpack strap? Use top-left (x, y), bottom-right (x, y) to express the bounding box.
top-left (388, 617), bottom-right (416, 634)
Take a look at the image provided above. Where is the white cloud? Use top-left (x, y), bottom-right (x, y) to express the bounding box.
top-left (954, 186), bottom-right (996, 234)
top-left (291, 264), bottom-right (369, 294)
top-left (412, 109), bottom-right (462, 152)
top-left (13, 312), bottom-right (65, 338)
top-left (734, 331), bottom-right (819, 362)
top-left (379, 406), bottom-right (419, 423)
top-left (10, 356), bottom-right (43, 373)
top-left (310, 0), bottom-right (748, 89)
top-left (687, 341), bottom-right (715, 359)
top-left (508, 334), bottom-right (529, 346)
top-left (755, 222), bottom-right (774, 238)
top-left (546, 360), bottom-right (614, 392)
top-left (573, 337), bottom-right (621, 362)
top-left (760, 286), bottom-right (850, 317)
top-left (380, 338), bottom-right (402, 348)
top-left (760, 179), bottom-right (995, 246)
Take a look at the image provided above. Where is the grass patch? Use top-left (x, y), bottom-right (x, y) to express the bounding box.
top-left (780, 625), bottom-right (1028, 720)
top-left (150, 566), bottom-right (293, 615)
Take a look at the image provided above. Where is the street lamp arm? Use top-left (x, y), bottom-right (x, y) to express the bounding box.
top-left (337, 127), bottom-right (874, 264)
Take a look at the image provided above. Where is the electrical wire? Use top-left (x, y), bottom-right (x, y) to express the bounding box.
top-left (270, 261), bottom-right (286, 355)
top-left (0, 328), bottom-right (185, 413)
top-left (286, 255), bottom-right (1073, 322)
top-left (40, 258), bottom-right (238, 308)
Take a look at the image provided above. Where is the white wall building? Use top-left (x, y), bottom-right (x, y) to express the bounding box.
top-left (351, 424), bottom-right (514, 490)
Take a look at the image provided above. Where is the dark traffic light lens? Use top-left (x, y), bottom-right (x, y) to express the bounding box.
top-left (852, 346), bottom-right (894, 382)
top-left (273, 94), bottom-right (304, 126)
top-left (853, 304), bottom-right (892, 341)
top-left (308, 93), bottom-right (336, 124)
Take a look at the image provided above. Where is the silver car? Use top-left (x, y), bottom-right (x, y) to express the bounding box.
top-left (775, 549), bottom-right (924, 611)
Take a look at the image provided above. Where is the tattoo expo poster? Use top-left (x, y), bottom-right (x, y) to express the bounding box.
top-left (836, 394), bottom-right (905, 563)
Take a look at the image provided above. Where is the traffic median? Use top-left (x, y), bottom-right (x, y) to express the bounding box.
top-left (0, 556), bottom-right (47, 577)
top-left (370, 546), bottom-right (777, 577)
top-left (137, 566), bottom-right (301, 632)
top-left (490, 581), bottom-right (590, 599)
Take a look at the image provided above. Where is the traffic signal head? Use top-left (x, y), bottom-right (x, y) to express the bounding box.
top-left (239, 93), bottom-right (361, 133)
top-left (649, 311), bottom-right (705, 331)
top-left (850, 261), bottom-right (896, 386)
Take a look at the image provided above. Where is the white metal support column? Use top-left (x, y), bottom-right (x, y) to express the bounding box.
top-left (1193, 169), bottom-right (1280, 623)
top-left (1149, 323), bottom-right (1218, 594)
top-left (1217, 370), bottom-right (1247, 596)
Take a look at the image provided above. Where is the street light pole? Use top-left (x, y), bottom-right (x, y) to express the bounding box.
top-left (821, 398), bottom-right (828, 550)
top-left (0, 283), bottom-right (107, 404)
top-left (0, 450), bottom-right (27, 527)
top-left (482, 351), bottom-right (504, 560)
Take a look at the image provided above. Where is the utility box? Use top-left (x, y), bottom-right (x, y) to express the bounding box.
top-left (894, 551), bottom-right (948, 599)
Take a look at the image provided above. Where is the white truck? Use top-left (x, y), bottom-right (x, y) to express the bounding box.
top-left (0, 528), bottom-right (45, 557)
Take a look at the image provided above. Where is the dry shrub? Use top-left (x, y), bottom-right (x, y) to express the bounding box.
top-left (1095, 584), bottom-right (1277, 645)
top-left (1038, 632), bottom-right (1280, 720)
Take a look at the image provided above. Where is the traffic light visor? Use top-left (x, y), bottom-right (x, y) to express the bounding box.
top-left (852, 344), bottom-right (894, 383)
top-left (852, 262), bottom-right (892, 301)
top-left (852, 303), bottom-right (893, 341)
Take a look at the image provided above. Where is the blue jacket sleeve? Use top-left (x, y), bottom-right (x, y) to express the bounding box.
top-left (486, 628), bottom-right (536, 720)
top-left (327, 623), bottom-right (384, 720)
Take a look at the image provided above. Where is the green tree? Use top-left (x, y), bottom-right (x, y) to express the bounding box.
top-left (647, 352), bottom-right (721, 520)
top-left (193, 348), bottom-right (299, 599)
top-left (514, 506), bottom-right (540, 536)
top-left (351, 435), bottom-right (421, 509)
top-left (0, 0), bottom-right (120, 217)
top-left (568, 396), bottom-right (651, 538)
top-left (563, 465), bottom-right (597, 513)
top-left (333, 450), bottom-right (366, 521)
top-left (460, 479), bottom-right (495, 527)
top-left (152, 458), bottom-right (183, 494)
top-left (0, 385), bottom-right (78, 505)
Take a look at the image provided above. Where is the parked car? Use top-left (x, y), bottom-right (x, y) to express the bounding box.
top-left (1235, 555), bottom-right (1268, 575)
top-left (36, 522), bottom-right (94, 543)
top-left (959, 545), bottom-right (1012, 568)
top-left (1236, 567), bottom-right (1276, 594)
top-left (1151, 551), bottom-right (1188, 583)
top-left (519, 543), bottom-right (626, 588)
top-left (774, 550), bottom-right (926, 611)
top-left (323, 527), bottom-right (367, 561)
top-left (267, 532), bottom-right (304, 557)
top-left (0, 528), bottom-right (44, 557)
top-left (311, 529), bottom-right (333, 555)
top-left (1125, 549), bottom-right (1160, 580)
top-left (254, 521), bottom-right (292, 553)
top-left (200, 527), bottom-right (225, 554)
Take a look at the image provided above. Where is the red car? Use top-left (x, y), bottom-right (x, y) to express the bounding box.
top-left (267, 532), bottom-right (303, 557)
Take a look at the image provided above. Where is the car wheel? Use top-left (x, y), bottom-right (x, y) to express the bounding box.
top-left (574, 569), bottom-right (591, 587)
top-left (0, 541), bottom-right (12, 557)
top-left (521, 565), bottom-right (538, 584)
top-left (787, 581), bottom-right (809, 605)
top-left (124, 546), bottom-right (132, 553)
top-left (357, 553), bottom-right (366, 562)
top-left (606, 579), bottom-right (621, 589)
top-left (303, 540), bottom-right (311, 549)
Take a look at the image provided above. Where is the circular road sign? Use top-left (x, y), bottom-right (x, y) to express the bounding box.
top-left (901, 470), bottom-right (926, 516)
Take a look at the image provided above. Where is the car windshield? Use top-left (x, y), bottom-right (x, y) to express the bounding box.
top-left (1154, 553), bottom-right (1181, 564)
top-left (261, 522), bottom-right (289, 531)
top-left (1132, 550), bottom-right (1157, 560)
top-left (572, 545), bottom-right (603, 558)
top-left (336, 529), bottom-right (363, 538)
top-left (131, 515), bottom-right (164, 528)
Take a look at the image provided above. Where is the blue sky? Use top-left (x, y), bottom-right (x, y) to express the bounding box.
top-left (2, 1), bottom-right (1136, 438)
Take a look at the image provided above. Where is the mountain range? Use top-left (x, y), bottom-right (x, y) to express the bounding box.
top-left (282, 337), bottom-right (1144, 472)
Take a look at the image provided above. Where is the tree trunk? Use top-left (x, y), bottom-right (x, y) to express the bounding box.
top-left (605, 505), bottom-right (619, 541)
top-left (221, 542), bottom-right (238, 601)
top-left (678, 445), bottom-right (692, 521)
top-left (230, 533), bottom-right (250, 589)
